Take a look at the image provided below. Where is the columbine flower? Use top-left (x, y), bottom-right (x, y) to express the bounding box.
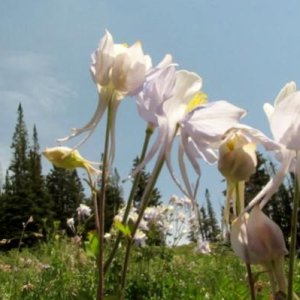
top-left (133, 229), bottom-right (147, 247)
top-left (218, 129), bottom-right (257, 226)
top-left (196, 240), bottom-right (212, 255)
top-left (43, 146), bottom-right (101, 179)
top-left (66, 218), bottom-right (75, 232)
top-left (218, 129), bottom-right (257, 183)
top-left (58, 30), bottom-right (152, 163)
top-left (136, 62), bottom-right (246, 198)
top-left (77, 204), bottom-right (92, 221)
top-left (245, 82), bottom-right (300, 210)
top-left (231, 205), bottom-right (288, 293)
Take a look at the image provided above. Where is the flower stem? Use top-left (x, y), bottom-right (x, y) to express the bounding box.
top-left (287, 169), bottom-right (299, 300)
top-left (246, 263), bottom-right (256, 300)
top-left (104, 125), bottom-right (153, 275)
top-left (96, 102), bottom-right (112, 300)
top-left (119, 156), bottom-right (165, 300)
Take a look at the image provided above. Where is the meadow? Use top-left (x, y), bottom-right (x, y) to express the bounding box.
top-left (1, 236), bottom-right (299, 300)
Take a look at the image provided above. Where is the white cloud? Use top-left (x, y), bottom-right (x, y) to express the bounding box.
top-left (0, 51), bottom-right (76, 114)
top-left (0, 50), bottom-right (78, 174)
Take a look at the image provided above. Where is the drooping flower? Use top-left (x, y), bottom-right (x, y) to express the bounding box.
top-left (42, 146), bottom-right (101, 178)
top-left (58, 31), bottom-right (152, 163)
top-left (66, 218), bottom-right (75, 233)
top-left (218, 129), bottom-right (257, 183)
top-left (231, 205), bottom-right (288, 293)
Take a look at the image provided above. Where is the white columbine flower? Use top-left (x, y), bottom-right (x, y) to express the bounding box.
top-left (66, 218), bottom-right (75, 232)
top-left (77, 204), bottom-right (92, 220)
top-left (245, 82), bottom-right (300, 210)
top-left (58, 30), bottom-right (152, 163)
top-left (136, 62), bottom-right (246, 198)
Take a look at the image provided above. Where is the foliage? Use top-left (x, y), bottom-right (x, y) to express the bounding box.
top-left (204, 189), bottom-right (220, 241)
top-left (46, 166), bottom-right (85, 231)
top-left (0, 104), bottom-right (86, 243)
top-left (0, 238), bottom-right (299, 299)
top-left (0, 104), bottom-right (53, 240)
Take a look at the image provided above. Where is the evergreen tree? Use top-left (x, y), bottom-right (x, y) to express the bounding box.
top-left (199, 206), bottom-right (209, 240)
top-left (28, 125), bottom-right (53, 230)
top-left (131, 157), bottom-right (162, 209)
top-left (46, 166), bottom-right (85, 229)
top-left (0, 104), bottom-right (32, 239)
top-left (205, 189), bottom-right (220, 241)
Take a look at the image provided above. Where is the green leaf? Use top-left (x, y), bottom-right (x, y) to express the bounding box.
top-left (114, 220), bottom-right (131, 238)
top-left (84, 231), bottom-right (99, 258)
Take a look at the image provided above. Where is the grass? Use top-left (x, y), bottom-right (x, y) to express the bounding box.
top-left (0, 238), bottom-right (299, 299)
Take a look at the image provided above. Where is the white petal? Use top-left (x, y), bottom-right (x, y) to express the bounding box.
top-left (270, 91), bottom-right (300, 149)
top-left (244, 149), bottom-right (293, 211)
top-left (232, 124), bottom-right (280, 151)
top-left (274, 81), bottom-right (296, 106)
top-left (57, 91), bottom-right (108, 146)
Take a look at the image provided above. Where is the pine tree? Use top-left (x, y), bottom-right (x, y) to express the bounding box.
top-left (199, 206), bottom-right (209, 240)
top-left (46, 166), bottom-right (85, 229)
top-left (131, 157), bottom-right (162, 209)
top-left (28, 125), bottom-right (53, 230)
top-left (0, 104), bottom-right (32, 239)
top-left (205, 189), bottom-right (220, 241)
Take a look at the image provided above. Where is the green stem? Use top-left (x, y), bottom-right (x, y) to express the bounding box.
top-left (104, 125), bottom-right (153, 274)
top-left (235, 181), bottom-right (255, 299)
top-left (287, 165), bottom-right (299, 300)
top-left (96, 103), bottom-right (112, 300)
top-left (119, 156), bottom-right (165, 300)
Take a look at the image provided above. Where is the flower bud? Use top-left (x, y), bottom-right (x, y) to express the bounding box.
top-left (218, 130), bottom-right (257, 182)
top-left (43, 146), bottom-right (101, 177)
top-left (231, 206), bottom-right (288, 293)
top-left (231, 205), bottom-right (288, 265)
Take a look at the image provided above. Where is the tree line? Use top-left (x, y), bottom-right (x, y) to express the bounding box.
top-left (4, 104), bottom-right (293, 248)
top-left (0, 104), bottom-right (165, 246)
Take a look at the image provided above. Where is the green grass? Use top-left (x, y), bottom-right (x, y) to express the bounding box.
top-left (0, 238), bottom-right (299, 299)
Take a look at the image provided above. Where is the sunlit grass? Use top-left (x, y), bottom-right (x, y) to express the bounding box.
top-left (0, 238), bottom-right (299, 299)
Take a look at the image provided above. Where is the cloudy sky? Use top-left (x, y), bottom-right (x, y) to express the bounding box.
top-left (1, 1), bottom-right (300, 217)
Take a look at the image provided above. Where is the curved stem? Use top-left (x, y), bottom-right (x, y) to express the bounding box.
top-left (287, 160), bottom-right (299, 300)
top-left (96, 102), bottom-right (112, 300)
top-left (120, 156), bottom-right (165, 300)
top-left (104, 125), bottom-right (153, 274)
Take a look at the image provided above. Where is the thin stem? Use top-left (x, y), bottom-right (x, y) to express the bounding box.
top-left (96, 102), bottom-right (112, 300)
top-left (235, 181), bottom-right (255, 299)
top-left (246, 263), bottom-right (256, 300)
top-left (9, 220), bottom-right (28, 298)
top-left (287, 168), bottom-right (299, 300)
top-left (104, 125), bottom-right (153, 274)
top-left (120, 156), bottom-right (165, 300)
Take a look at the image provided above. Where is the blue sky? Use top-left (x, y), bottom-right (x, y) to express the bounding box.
top-left (1, 1), bottom-right (300, 218)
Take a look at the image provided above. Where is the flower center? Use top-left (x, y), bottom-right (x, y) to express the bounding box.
top-left (186, 92), bottom-right (208, 113)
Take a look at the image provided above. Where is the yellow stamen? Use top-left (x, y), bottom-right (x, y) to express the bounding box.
top-left (186, 92), bottom-right (208, 113)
